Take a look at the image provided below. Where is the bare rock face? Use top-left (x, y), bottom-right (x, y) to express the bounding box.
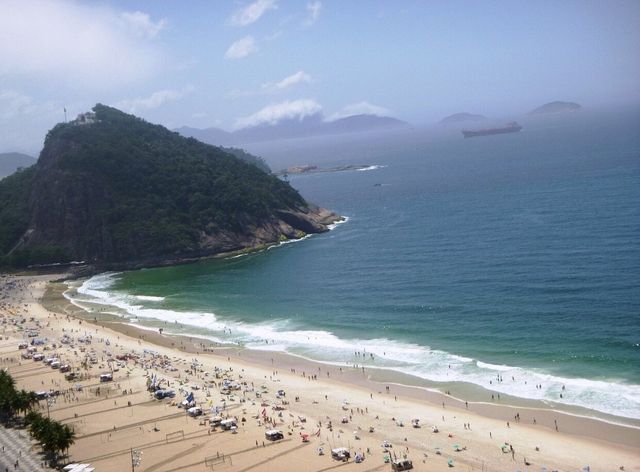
top-left (0, 104), bottom-right (342, 269)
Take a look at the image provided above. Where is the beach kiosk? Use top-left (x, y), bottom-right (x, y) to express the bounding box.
top-left (220, 418), bottom-right (237, 430)
top-left (391, 458), bottom-right (413, 471)
top-left (331, 447), bottom-right (350, 461)
top-left (265, 429), bottom-right (284, 441)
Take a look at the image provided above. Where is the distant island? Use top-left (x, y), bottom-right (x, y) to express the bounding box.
top-left (0, 105), bottom-right (341, 269)
top-left (529, 101), bottom-right (582, 115)
top-left (176, 113), bottom-right (410, 146)
top-left (440, 112), bottom-right (488, 124)
top-left (275, 164), bottom-right (378, 176)
top-left (0, 152), bottom-right (35, 179)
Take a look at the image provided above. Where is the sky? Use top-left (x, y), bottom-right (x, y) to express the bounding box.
top-left (1, 0), bottom-right (639, 154)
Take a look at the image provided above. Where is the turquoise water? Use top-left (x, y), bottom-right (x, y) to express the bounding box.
top-left (67, 107), bottom-right (640, 419)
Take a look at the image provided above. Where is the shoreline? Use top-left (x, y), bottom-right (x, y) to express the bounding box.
top-left (45, 276), bottom-right (640, 447)
top-left (2, 273), bottom-right (638, 471)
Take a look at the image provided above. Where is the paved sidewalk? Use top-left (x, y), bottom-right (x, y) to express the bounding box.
top-left (0, 425), bottom-right (50, 471)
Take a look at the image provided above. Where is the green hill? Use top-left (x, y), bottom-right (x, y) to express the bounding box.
top-left (0, 104), bottom-right (339, 268)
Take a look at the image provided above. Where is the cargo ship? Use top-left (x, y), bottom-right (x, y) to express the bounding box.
top-left (462, 122), bottom-right (522, 138)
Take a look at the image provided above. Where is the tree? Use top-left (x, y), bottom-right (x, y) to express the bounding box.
top-left (0, 369), bottom-right (17, 421)
top-left (26, 408), bottom-right (75, 463)
top-left (11, 389), bottom-right (38, 417)
top-left (1, 371), bottom-right (75, 464)
top-left (53, 423), bottom-right (76, 458)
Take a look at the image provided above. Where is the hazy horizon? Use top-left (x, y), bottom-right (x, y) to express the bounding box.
top-left (1, 0), bottom-right (639, 154)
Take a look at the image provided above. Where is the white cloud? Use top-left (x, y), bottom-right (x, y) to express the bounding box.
top-left (228, 71), bottom-right (311, 98)
top-left (116, 86), bottom-right (193, 114)
top-left (120, 11), bottom-right (167, 39)
top-left (0, 0), bottom-right (161, 88)
top-left (306, 1), bottom-right (322, 25)
top-left (235, 99), bottom-right (322, 129)
top-left (0, 89), bottom-right (64, 152)
top-left (0, 90), bottom-right (35, 120)
top-left (225, 36), bottom-right (257, 60)
top-left (231, 0), bottom-right (277, 27)
top-left (273, 70), bottom-right (311, 90)
top-left (327, 101), bottom-right (392, 121)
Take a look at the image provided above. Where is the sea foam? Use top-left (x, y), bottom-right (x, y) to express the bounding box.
top-left (65, 272), bottom-right (640, 420)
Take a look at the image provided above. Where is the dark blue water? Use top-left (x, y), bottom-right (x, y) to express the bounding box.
top-left (71, 107), bottom-right (640, 418)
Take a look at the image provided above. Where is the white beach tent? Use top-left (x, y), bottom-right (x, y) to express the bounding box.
top-left (68, 465), bottom-right (92, 472)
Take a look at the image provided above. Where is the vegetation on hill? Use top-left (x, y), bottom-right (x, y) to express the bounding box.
top-left (0, 104), bottom-right (337, 268)
top-left (0, 167), bottom-right (35, 265)
top-left (220, 146), bottom-right (270, 173)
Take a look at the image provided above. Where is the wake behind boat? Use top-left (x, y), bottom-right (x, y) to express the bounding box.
top-left (462, 122), bottom-right (523, 138)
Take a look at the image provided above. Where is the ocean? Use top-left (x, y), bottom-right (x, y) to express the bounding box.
top-left (64, 106), bottom-right (640, 421)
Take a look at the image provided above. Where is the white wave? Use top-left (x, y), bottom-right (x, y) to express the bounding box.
top-left (476, 361), bottom-right (513, 371)
top-left (135, 295), bottom-right (165, 302)
top-left (328, 216), bottom-right (349, 231)
top-left (356, 165), bottom-right (387, 172)
top-left (66, 273), bottom-right (640, 420)
top-left (266, 234), bottom-right (312, 250)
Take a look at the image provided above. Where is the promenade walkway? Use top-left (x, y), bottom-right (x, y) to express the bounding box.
top-left (0, 425), bottom-right (49, 471)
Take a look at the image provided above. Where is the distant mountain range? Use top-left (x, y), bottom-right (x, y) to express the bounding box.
top-left (439, 101), bottom-right (582, 125)
top-left (176, 113), bottom-right (410, 146)
top-left (0, 152), bottom-right (35, 179)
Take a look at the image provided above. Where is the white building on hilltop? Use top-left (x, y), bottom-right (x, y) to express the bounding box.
top-left (73, 112), bottom-right (97, 125)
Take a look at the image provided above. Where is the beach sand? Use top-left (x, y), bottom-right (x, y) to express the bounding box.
top-left (1, 273), bottom-right (638, 472)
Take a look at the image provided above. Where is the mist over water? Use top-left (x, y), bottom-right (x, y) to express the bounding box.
top-left (66, 107), bottom-right (640, 420)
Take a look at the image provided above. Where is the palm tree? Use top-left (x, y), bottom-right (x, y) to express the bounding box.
top-left (28, 413), bottom-right (52, 444)
top-left (12, 389), bottom-right (38, 418)
top-left (25, 410), bottom-right (44, 427)
top-left (0, 370), bottom-right (17, 422)
top-left (0, 370), bottom-right (15, 389)
top-left (27, 411), bottom-right (75, 464)
top-left (54, 424), bottom-right (76, 459)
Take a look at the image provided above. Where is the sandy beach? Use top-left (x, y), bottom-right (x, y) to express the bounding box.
top-left (1, 273), bottom-right (638, 472)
